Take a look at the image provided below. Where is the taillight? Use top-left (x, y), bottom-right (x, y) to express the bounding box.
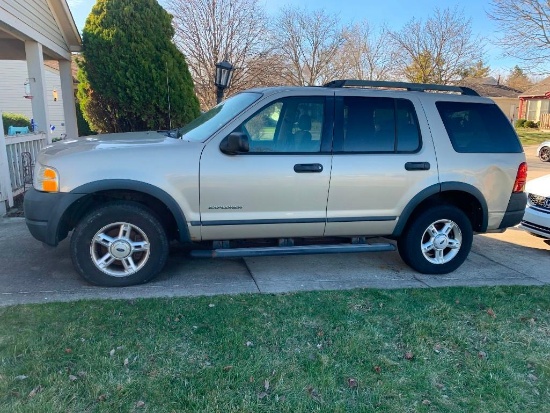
top-left (513, 162), bottom-right (527, 193)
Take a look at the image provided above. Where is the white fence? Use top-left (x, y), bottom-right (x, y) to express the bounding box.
top-left (1, 133), bottom-right (48, 206)
top-left (541, 113), bottom-right (550, 130)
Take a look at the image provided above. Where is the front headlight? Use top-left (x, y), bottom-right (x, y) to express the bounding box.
top-left (34, 163), bottom-right (59, 192)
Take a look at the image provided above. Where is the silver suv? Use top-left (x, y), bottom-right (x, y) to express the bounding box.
top-left (24, 80), bottom-right (528, 287)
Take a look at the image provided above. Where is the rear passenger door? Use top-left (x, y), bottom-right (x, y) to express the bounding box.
top-left (325, 91), bottom-right (439, 236)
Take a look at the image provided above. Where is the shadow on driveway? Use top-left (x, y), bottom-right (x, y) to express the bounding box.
top-left (1, 218), bottom-right (549, 307)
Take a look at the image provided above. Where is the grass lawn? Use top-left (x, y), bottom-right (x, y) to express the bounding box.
top-left (1, 286), bottom-right (549, 412)
top-left (516, 128), bottom-right (550, 146)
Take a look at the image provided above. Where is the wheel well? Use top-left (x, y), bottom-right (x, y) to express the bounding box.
top-left (59, 190), bottom-right (179, 241)
top-left (406, 191), bottom-right (484, 232)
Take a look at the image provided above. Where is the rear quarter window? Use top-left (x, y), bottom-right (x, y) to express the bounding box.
top-left (436, 101), bottom-right (523, 153)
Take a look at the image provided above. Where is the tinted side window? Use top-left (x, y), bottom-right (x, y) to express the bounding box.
top-left (342, 97), bottom-right (420, 153)
top-left (436, 101), bottom-right (523, 153)
top-left (396, 99), bottom-right (421, 152)
top-left (239, 97), bottom-right (325, 153)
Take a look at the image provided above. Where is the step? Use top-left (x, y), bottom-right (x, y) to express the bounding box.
top-left (190, 242), bottom-right (396, 258)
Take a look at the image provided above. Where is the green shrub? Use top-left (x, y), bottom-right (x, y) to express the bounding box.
top-left (75, 100), bottom-right (96, 136)
top-left (2, 113), bottom-right (31, 135)
top-left (524, 120), bottom-right (537, 128)
top-left (515, 119), bottom-right (527, 128)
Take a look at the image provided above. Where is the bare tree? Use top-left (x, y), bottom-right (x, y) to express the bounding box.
top-left (332, 22), bottom-right (397, 81)
top-left (389, 7), bottom-right (485, 84)
top-left (271, 7), bottom-right (345, 86)
top-left (488, 0), bottom-right (550, 71)
top-left (167, 0), bottom-right (284, 109)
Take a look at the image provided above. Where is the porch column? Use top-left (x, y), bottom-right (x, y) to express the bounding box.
top-left (518, 98), bottom-right (525, 120)
top-left (59, 59), bottom-right (79, 138)
top-left (0, 112), bottom-right (14, 211)
top-left (25, 41), bottom-right (51, 143)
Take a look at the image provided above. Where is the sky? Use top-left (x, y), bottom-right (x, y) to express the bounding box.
top-left (66, 0), bottom-right (521, 76)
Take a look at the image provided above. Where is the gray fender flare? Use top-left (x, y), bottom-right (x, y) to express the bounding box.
top-left (392, 182), bottom-right (488, 237)
top-left (71, 179), bottom-right (191, 242)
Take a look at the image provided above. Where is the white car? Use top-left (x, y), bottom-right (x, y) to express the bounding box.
top-left (520, 174), bottom-right (550, 238)
top-left (537, 141), bottom-right (550, 162)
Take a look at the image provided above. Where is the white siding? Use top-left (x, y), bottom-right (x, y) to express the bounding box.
top-left (0, 0), bottom-right (67, 52)
top-left (0, 60), bottom-right (66, 139)
top-left (45, 67), bottom-right (66, 138)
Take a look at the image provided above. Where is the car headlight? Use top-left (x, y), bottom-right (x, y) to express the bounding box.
top-left (34, 163), bottom-right (59, 192)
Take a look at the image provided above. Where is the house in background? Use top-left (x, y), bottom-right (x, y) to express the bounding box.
top-left (518, 76), bottom-right (550, 128)
top-left (0, 59), bottom-right (76, 140)
top-left (458, 77), bottom-right (523, 123)
top-left (0, 0), bottom-right (81, 213)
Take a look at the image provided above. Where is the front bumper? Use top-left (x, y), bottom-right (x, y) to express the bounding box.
top-left (519, 205), bottom-right (550, 239)
top-left (24, 187), bottom-right (87, 246)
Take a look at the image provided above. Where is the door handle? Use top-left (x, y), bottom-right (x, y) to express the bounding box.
top-left (405, 162), bottom-right (430, 171)
top-left (294, 163), bottom-right (323, 173)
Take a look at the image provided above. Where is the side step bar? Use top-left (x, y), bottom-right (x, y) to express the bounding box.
top-left (190, 243), bottom-right (396, 258)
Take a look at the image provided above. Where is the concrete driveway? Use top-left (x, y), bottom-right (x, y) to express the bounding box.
top-left (1, 146), bottom-right (549, 307)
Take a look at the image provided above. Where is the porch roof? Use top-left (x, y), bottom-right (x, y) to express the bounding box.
top-left (0, 0), bottom-right (81, 61)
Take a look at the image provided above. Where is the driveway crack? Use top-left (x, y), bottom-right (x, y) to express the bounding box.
top-left (242, 258), bottom-right (262, 293)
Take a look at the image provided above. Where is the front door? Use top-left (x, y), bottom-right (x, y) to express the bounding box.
top-left (199, 95), bottom-right (333, 240)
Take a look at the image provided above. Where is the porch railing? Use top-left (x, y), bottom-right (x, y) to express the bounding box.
top-left (4, 133), bottom-right (48, 198)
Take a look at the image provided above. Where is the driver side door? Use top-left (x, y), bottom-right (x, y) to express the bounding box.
top-left (198, 95), bottom-right (333, 240)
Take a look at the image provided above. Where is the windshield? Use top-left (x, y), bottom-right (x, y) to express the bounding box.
top-left (178, 92), bottom-right (262, 141)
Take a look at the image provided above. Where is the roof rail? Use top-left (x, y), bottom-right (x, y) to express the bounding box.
top-left (323, 79), bottom-right (479, 96)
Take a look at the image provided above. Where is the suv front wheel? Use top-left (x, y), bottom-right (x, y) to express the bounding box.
top-left (397, 205), bottom-right (473, 274)
top-left (70, 202), bottom-right (169, 287)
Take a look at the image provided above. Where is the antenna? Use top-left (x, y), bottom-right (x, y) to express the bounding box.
top-left (166, 62), bottom-right (172, 129)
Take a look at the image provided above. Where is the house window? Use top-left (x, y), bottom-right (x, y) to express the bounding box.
top-left (541, 99), bottom-right (550, 115)
top-left (526, 99), bottom-right (550, 121)
top-left (526, 100), bottom-right (538, 121)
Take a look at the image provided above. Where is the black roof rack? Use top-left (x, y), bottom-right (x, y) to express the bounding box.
top-left (323, 79), bottom-right (479, 96)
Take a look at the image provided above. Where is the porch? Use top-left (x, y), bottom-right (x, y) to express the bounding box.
top-left (0, 0), bottom-right (81, 214)
top-left (540, 113), bottom-right (550, 130)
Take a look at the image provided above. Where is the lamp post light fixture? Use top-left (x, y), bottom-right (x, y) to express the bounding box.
top-left (214, 60), bottom-right (234, 104)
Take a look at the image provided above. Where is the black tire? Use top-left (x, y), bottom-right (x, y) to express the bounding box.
top-left (70, 202), bottom-right (169, 287)
top-left (539, 146), bottom-right (550, 162)
top-left (397, 205), bottom-right (473, 274)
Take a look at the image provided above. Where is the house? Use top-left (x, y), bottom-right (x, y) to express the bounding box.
top-left (518, 76), bottom-right (550, 126)
top-left (0, 59), bottom-right (77, 139)
top-left (458, 77), bottom-right (523, 123)
top-left (0, 0), bottom-right (82, 214)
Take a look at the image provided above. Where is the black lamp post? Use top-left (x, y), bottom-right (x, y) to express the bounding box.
top-left (214, 60), bottom-right (234, 104)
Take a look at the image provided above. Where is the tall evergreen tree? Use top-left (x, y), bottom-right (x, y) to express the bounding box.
top-left (505, 66), bottom-right (532, 92)
top-left (78, 0), bottom-right (200, 133)
top-left (459, 60), bottom-right (490, 79)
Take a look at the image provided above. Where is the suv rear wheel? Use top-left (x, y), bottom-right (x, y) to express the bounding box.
top-left (398, 205), bottom-right (473, 274)
top-left (70, 202), bottom-right (169, 287)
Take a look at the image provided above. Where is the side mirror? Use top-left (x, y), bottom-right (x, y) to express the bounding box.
top-left (220, 132), bottom-right (249, 155)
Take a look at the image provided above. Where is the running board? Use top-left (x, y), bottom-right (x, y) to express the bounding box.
top-left (190, 243), bottom-right (396, 258)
